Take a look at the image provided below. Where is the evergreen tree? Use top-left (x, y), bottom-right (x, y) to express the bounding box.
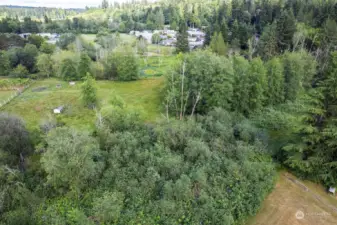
top-left (248, 57), bottom-right (267, 111)
top-left (232, 56), bottom-right (250, 115)
top-left (282, 52), bottom-right (304, 101)
top-left (78, 52), bottom-right (91, 80)
top-left (204, 26), bottom-right (212, 46)
top-left (81, 73), bottom-right (97, 108)
top-left (155, 9), bottom-right (165, 29)
top-left (322, 19), bottom-right (337, 47)
top-left (210, 32), bottom-right (227, 56)
top-left (176, 21), bottom-right (189, 53)
top-left (276, 10), bottom-right (297, 52)
top-left (265, 57), bottom-right (285, 105)
top-left (283, 51), bottom-right (316, 101)
top-left (257, 22), bottom-right (278, 60)
top-left (220, 20), bottom-right (229, 43)
top-left (230, 19), bottom-right (240, 44)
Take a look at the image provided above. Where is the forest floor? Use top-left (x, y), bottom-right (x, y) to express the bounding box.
top-left (248, 171), bottom-right (337, 225)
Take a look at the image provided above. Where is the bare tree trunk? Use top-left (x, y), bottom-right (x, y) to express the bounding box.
top-left (182, 90), bottom-right (190, 118)
top-left (180, 61), bottom-right (186, 120)
top-left (190, 91), bottom-right (201, 118)
top-left (166, 103), bottom-right (169, 122)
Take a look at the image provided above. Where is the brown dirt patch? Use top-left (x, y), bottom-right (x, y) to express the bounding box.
top-left (248, 172), bottom-right (337, 225)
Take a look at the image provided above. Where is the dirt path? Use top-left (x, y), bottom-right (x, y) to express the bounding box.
top-left (284, 173), bottom-right (337, 213)
top-left (248, 172), bottom-right (337, 225)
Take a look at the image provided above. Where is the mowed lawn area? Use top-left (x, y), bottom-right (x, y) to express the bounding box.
top-left (248, 171), bottom-right (337, 225)
top-left (1, 78), bottom-right (164, 130)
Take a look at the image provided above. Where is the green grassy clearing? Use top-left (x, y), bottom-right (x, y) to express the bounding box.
top-left (147, 44), bottom-right (175, 56)
top-left (139, 55), bottom-right (177, 77)
top-left (80, 33), bottom-right (137, 46)
top-left (1, 78), bottom-right (164, 130)
top-left (0, 90), bottom-right (16, 102)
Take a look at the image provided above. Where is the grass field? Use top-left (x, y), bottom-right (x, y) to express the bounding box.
top-left (1, 78), bottom-right (164, 130)
top-left (0, 90), bottom-right (16, 102)
top-left (139, 55), bottom-right (176, 77)
top-left (81, 33), bottom-right (137, 46)
top-left (248, 171), bottom-right (337, 225)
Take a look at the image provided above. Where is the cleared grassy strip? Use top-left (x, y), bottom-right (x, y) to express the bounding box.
top-left (1, 77), bottom-right (164, 130)
top-left (0, 90), bottom-right (16, 102)
top-left (248, 171), bottom-right (337, 225)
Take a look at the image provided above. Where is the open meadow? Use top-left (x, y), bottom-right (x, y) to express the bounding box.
top-left (1, 77), bottom-right (164, 130)
top-left (0, 90), bottom-right (16, 102)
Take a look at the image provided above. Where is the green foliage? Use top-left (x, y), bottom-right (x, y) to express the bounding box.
top-left (210, 32), bottom-right (227, 56)
top-left (92, 191), bottom-right (124, 223)
top-left (322, 18), bottom-right (337, 48)
top-left (1, 1), bottom-right (337, 224)
top-left (282, 51), bottom-right (316, 101)
top-left (151, 33), bottom-right (161, 44)
top-left (276, 10), bottom-right (297, 52)
top-left (94, 107), bottom-right (276, 224)
top-left (232, 56), bottom-right (250, 115)
top-left (248, 57), bottom-right (267, 111)
top-left (78, 52), bottom-right (92, 79)
top-left (41, 127), bottom-right (103, 191)
top-left (0, 50), bottom-right (10, 76)
top-left (0, 113), bottom-right (32, 166)
top-left (6, 47), bottom-right (22, 68)
top-left (51, 50), bottom-right (80, 78)
top-left (40, 42), bottom-right (56, 54)
top-left (21, 44), bottom-right (39, 72)
top-left (81, 73), bottom-right (97, 108)
top-left (10, 64), bottom-right (29, 78)
top-left (60, 58), bottom-right (78, 81)
top-left (265, 57), bottom-right (285, 105)
top-left (155, 9), bottom-right (165, 29)
top-left (35, 198), bottom-right (94, 225)
top-left (257, 23), bottom-right (278, 60)
top-left (0, 78), bottom-right (29, 89)
top-left (165, 50), bottom-right (233, 116)
top-left (136, 37), bottom-right (148, 56)
top-left (27, 34), bottom-right (45, 49)
top-left (176, 21), bottom-right (189, 53)
top-left (37, 53), bottom-right (53, 78)
top-left (105, 47), bottom-right (139, 81)
top-left (56, 33), bottom-right (76, 50)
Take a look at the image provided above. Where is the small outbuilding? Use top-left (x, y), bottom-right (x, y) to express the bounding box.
top-left (53, 106), bottom-right (64, 114)
top-left (69, 81), bottom-right (76, 86)
top-left (329, 187), bottom-right (336, 195)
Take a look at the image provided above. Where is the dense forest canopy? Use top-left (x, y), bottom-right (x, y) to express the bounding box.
top-left (0, 5), bottom-right (83, 21)
top-left (0, 0), bottom-right (337, 224)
